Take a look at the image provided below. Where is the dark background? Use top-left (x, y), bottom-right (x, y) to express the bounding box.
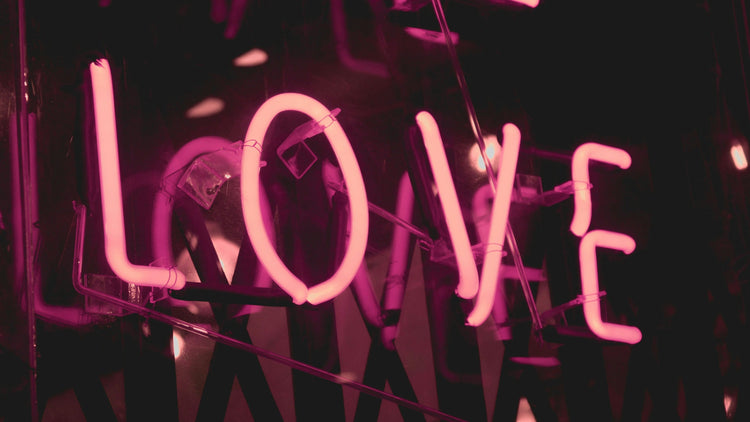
top-left (3, 0), bottom-right (750, 420)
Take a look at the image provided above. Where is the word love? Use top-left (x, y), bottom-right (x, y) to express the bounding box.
top-left (91, 59), bottom-right (640, 344)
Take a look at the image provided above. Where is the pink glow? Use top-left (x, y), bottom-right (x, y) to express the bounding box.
top-left (578, 230), bottom-right (641, 344)
top-left (509, 0), bottom-right (539, 8)
top-left (470, 184), bottom-right (510, 337)
top-left (172, 331), bottom-right (185, 359)
top-left (570, 142), bottom-right (631, 237)
top-left (731, 143), bottom-right (748, 170)
top-left (469, 134), bottom-right (500, 172)
top-left (233, 48), bottom-right (269, 67)
top-left (90, 59), bottom-right (185, 289)
top-left (466, 123), bottom-right (521, 327)
top-left (185, 97), bottom-right (225, 118)
top-left (242, 93), bottom-right (369, 305)
top-left (152, 137), bottom-right (274, 315)
top-left (416, 111), bottom-right (479, 299)
top-left (152, 136), bottom-right (233, 267)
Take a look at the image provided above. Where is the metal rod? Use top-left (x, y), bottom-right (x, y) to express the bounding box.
top-left (505, 223), bottom-right (543, 332)
top-left (327, 182), bottom-right (433, 244)
top-left (430, 0), bottom-right (543, 333)
top-left (429, 0), bottom-right (496, 189)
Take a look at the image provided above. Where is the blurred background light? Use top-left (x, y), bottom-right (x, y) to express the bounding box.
top-left (185, 97), bottom-right (225, 118)
top-left (731, 141), bottom-right (748, 170)
top-left (172, 331), bottom-right (185, 359)
top-left (233, 48), bottom-right (268, 67)
top-left (469, 134), bottom-right (501, 172)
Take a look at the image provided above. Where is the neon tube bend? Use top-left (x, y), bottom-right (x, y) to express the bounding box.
top-left (469, 184), bottom-right (510, 333)
top-left (578, 230), bottom-right (641, 344)
top-left (152, 136), bottom-right (233, 267)
top-left (466, 124), bottom-right (521, 327)
top-left (570, 142), bottom-right (631, 237)
top-left (416, 111), bottom-right (479, 299)
top-left (90, 59), bottom-right (186, 289)
top-left (151, 137), bottom-right (275, 306)
top-left (242, 93), bottom-right (369, 305)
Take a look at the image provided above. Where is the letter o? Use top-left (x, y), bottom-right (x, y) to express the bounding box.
top-left (241, 93), bottom-right (369, 305)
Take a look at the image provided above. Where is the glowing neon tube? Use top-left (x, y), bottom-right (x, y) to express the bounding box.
top-left (151, 137), bottom-right (275, 314)
top-left (578, 230), bottom-right (641, 344)
top-left (152, 136), bottom-right (233, 267)
top-left (242, 93), bottom-right (369, 305)
top-left (570, 142), bottom-right (631, 237)
top-left (470, 184), bottom-right (510, 333)
top-left (466, 123), bottom-right (521, 327)
top-left (509, 0), bottom-right (540, 7)
top-left (90, 59), bottom-right (185, 289)
top-left (416, 111), bottom-right (479, 299)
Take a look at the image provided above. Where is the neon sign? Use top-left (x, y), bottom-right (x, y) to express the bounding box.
top-left (240, 93), bottom-right (369, 305)
top-left (416, 111), bottom-right (480, 299)
top-left (579, 230), bottom-right (641, 344)
top-left (415, 111), bottom-right (521, 326)
top-left (91, 58), bottom-right (640, 343)
top-left (570, 143), bottom-right (642, 344)
top-left (90, 60), bottom-right (186, 290)
top-left (570, 142), bottom-right (632, 237)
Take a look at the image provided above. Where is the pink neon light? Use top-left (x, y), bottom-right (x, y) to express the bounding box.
top-left (185, 97), bottom-right (225, 118)
top-left (509, 0), bottom-right (539, 8)
top-left (152, 136), bottom-right (233, 267)
top-left (242, 93), bottom-right (369, 305)
top-left (578, 230), bottom-right (641, 344)
top-left (90, 59), bottom-right (185, 289)
top-left (470, 184), bottom-right (510, 336)
top-left (570, 142), bottom-right (631, 237)
top-left (731, 144), bottom-right (748, 170)
top-left (151, 137), bottom-right (274, 314)
top-left (416, 111), bottom-right (479, 299)
top-left (466, 123), bottom-right (521, 327)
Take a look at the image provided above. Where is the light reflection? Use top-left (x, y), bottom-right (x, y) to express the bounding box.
top-left (185, 97), bottom-right (225, 118)
top-left (175, 234), bottom-right (240, 283)
top-left (173, 234), bottom-right (242, 317)
top-left (469, 134), bottom-right (501, 172)
top-left (516, 398), bottom-right (537, 422)
top-left (509, 0), bottom-right (539, 8)
top-left (731, 143), bottom-right (748, 170)
top-left (233, 48), bottom-right (269, 67)
top-left (172, 331), bottom-right (185, 359)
